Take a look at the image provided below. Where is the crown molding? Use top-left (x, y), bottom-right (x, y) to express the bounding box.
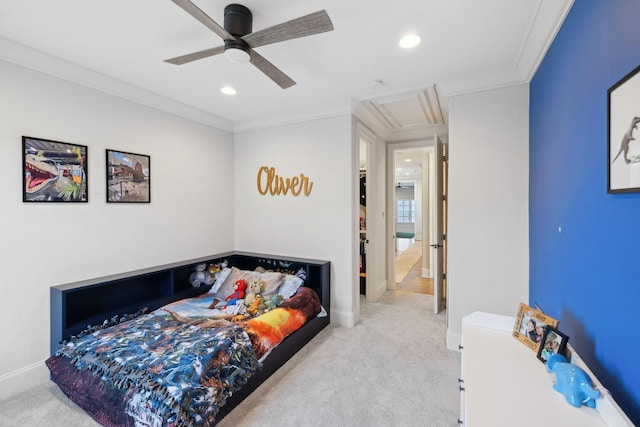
top-left (0, 36), bottom-right (234, 132)
top-left (232, 104), bottom-right (352, 133)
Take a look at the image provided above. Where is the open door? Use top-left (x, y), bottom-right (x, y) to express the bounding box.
top-left (432, 135), bottom-right (446, 313)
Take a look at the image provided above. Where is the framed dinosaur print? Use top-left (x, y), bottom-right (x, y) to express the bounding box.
top-left (106, 149), bottom-right (150, 203)
top-left (22, 136), bottom-right (88, 202)
top-left (608, 63), bottom-right (640, 193)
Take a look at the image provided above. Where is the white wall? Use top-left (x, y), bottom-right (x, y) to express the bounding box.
top-left (0, 60), bottom-right (235, 397)
top-left (233, 115), bottom-right (357, 326)
top-left (446, 84), bottom-right (529, 349)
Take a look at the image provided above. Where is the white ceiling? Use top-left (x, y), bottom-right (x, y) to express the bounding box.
top-left (0, 0), bottom-right (572, 134)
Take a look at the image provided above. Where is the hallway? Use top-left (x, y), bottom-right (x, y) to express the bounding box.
top-left (395, 239), bottom-right (433, 295)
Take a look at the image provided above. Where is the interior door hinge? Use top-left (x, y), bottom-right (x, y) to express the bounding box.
top-left (442, 273), bottom-right (446, 280)
top-left (442, 234), bottom-right (446, 241)
top-left (442, 195), bottom-right (447, 201)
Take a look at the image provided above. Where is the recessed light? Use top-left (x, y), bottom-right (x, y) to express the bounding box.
top-left (221, 86), bottom-right (237, 95)
top-left (399, 33), bottom-right (421, 49)
top-left (405, 158), bottom-right (412, 162)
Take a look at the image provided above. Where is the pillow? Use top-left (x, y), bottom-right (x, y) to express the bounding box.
top-left (210, 267), bottom-right (232, 294)
top-left (214, 267), bottom-right (285, 300)
top-left (278, 274), bottom-right (304, 300)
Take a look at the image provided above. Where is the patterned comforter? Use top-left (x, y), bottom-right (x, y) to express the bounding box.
top-left (46, 287), bottom-right (321, 427)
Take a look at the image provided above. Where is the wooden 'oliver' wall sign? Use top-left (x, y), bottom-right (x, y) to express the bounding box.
top-left (257, 166), bottom-right (313, 196)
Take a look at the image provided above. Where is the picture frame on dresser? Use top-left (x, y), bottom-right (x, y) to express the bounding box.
top-left (22, 136), bottom-right (88, 202)
top-left (537, 327), bottom-right (568, 364)
top-left (512, 303), bottom-right (558, 352)
top-left (106, 149), bottom-right (150, 203)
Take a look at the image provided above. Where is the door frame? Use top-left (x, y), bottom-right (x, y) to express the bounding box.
top-left (386, 139), bottom-right (433, 291)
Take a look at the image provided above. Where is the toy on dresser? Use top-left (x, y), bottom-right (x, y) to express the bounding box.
top-left (546, 354), bottom-right (601, 408)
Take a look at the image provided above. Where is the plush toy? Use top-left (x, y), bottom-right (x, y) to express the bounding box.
top-left (546, 354), bottom-right (601, 408)
top-left (245, 295), bottom-right (266, 316)
top-left (244, 278), bottom-right (264, 307)
top-left (225, 279), bottom-right (247, 306)
top-left (189, 263), bottom-right (215, 287)
top-left (263, 294), bottom-right (284, 311)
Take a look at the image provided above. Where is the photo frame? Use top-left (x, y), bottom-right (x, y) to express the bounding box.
top-left (106, 149), bottom-right (150, 203)
top-left (537, 327), bottom-right (569, 364)
top-left (22, 136), bottom-right (88, 202)
top-left (512, 303), bottom-right (559, 352)
top-left (608, 64), bottom-right (640, 193)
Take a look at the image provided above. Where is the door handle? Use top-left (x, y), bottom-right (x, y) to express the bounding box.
top-left (430, 243), bottom-right (442, 249)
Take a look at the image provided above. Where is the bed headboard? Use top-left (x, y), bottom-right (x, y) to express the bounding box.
top-left (50, 251), bottom-right (331, 355)
top-left (228, 252), bottom-right (330, 311)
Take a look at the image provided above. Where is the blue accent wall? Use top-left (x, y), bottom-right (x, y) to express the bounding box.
top-left (530, 1), bottom-right (640, 422)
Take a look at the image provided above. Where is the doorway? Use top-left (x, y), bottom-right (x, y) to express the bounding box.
top-left (386, 139), bottom-right (447, 313)
top-left (390, 143), bottom-right (431, 294)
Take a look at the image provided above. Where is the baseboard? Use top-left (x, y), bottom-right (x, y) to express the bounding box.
top-left (446, 329), bottom-right (462, 352)
top-left (330, 307), bottom-right (357, 327)
top-left (372, 279), bottom-right (387, 301)
top-left (421, 268), bottom-right (430, 278)
top-left (0, 360), bottom-right (50, 401)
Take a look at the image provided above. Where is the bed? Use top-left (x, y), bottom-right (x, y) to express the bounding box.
top-left (46, 252), bottom-right (330, 426)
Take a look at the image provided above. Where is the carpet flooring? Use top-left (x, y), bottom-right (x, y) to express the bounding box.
top-left (0, 290), bottom-right (460, 427)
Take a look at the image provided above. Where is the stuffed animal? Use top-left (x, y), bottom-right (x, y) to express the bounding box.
top-left (189, 263), bottom-right (214, 287)
top-left (546, 354), bottom-right (601, 408)
top-left (244, 277), bottom-right (264, 307)
top-left (245, 295), bottom-right (266, 316)
top-left (225, 279), bottom-right (247, 306)
top-left (263, 294), bottom-right (284, 311)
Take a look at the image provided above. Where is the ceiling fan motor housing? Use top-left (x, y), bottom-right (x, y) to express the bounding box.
top-left (224, 4), bottom-right (252, 53)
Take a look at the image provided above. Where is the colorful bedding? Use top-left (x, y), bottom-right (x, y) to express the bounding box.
top-left (46, 287), bottom-right (321, 426)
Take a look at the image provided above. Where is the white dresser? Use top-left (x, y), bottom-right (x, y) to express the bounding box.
top-left (459, 312), bottom-right (633, 427)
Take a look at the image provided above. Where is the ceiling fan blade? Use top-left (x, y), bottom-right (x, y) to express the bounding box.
top-left (170, 0), bottom-right (233, 41)
top-left (243, 10), bottom-right (333, 48)
top-left (249, 50), bottom-right (296, 89)
top-left (164, 46), bottom-right (225, 65)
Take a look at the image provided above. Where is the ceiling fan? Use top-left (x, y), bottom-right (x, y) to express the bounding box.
top-left (165, 0), bottom-right (334, 89)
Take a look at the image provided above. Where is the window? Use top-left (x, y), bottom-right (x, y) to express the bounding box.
top-left (397, 200), bottom-right (415, 223)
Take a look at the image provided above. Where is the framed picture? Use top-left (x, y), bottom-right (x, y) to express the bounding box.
top-left (537, 327), bottom-right (569, 364)
top-left (512, 303), bottom-right (559, 352)
top-left (106, 149), bottom-right (150, 203)
top-left (23, 136), bottom-right (88, 202)
top-left (608, 64), bottom-right (640, 193)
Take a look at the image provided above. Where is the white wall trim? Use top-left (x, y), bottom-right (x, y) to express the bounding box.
top-left (446, 330), bottom-right (462, 352)
top-left (0, 36), bottom-right (233, 132)
top-left (330, 308), bottom-right (358, 328)
top-left (234, 107), bottom-right (351, 134)
top-left (0, 361), bottom-right (50, 401)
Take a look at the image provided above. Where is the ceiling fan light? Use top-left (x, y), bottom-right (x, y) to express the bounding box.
top-left (225, 47), bottom-right (250, 63)
top-left (399, 33), bottom-right (421, 49)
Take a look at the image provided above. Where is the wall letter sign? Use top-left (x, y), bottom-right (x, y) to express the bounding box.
top-left (256, 166), bottom-right (313, 196)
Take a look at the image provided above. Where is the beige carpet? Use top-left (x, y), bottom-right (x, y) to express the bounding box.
top-left (395, 240), bottom-right (422, 283)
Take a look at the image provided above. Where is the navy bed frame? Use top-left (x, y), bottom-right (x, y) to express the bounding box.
top-left (50, 251), bottom-right (330, 422)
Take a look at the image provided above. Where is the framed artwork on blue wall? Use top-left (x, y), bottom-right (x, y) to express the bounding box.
top-left (608, 64), bottom-right (640, 193)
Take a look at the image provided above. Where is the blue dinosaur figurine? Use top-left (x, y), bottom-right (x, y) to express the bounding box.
top-left (546, 354), bottom-right (601, 408)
